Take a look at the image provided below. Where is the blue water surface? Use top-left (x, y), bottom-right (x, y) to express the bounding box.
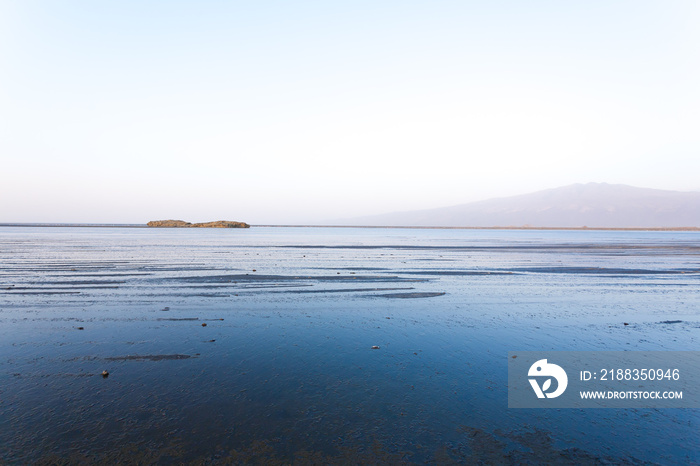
top-left (0, 227), bottom-right (698, 463)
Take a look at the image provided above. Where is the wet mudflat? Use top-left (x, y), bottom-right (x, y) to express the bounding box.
top-left (0, 227), bottom-right (699, 464)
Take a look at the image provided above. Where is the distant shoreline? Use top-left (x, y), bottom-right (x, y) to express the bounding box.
top-left (0, 223), bottom-right (148, 228)
top-left (1, 223), bottom-right (699, 231)
top-left (257, 225), bottom-right (700, 231)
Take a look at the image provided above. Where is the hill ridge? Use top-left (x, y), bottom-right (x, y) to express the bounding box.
top-left (343, 183), bottom-right (700, 228)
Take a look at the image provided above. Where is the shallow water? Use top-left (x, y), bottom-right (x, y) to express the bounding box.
top-left (0, 227), bottom-right (699, 463)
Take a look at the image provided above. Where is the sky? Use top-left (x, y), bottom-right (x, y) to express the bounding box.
top-left (1, 1), bottom-right (699, 224)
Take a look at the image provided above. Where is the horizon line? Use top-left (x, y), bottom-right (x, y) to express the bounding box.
top-left (1, 223), bottom-right (699, 232)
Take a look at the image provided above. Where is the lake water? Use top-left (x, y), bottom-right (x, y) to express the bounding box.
top-left (0, 227), bottom-right (698, 463)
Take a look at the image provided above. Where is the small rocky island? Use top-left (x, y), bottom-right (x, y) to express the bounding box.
top-left (147, 220), bottom-right (250, 228)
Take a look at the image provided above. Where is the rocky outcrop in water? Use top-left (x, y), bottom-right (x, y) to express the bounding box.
top-left (147, 220), bottom-right (191, 227)
top-left (147, 220), bottom-right (250, 228)
top-left (192, 221), bottom-right (250, 228)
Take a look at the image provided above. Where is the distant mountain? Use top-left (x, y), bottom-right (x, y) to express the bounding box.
top-left (344, 183), bottom-right (700, 228)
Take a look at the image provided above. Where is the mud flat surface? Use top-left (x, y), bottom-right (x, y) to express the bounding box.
top-left (0, 227), bottom-right (698, 463)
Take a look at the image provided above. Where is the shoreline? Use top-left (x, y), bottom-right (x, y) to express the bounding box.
top-left (1, 223), bottom-right (699, 231)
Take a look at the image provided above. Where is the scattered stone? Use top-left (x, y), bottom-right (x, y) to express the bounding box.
top-left (201, 323), bottom-right (207, 327)
top-left (371, 346), bottom-right (380, 350)
top-left (623, 322), bottom-right (629, 326)
top-left (77, 327), bottom-right (84, 330)
top-left (512, 355), bottom-right (517, 359)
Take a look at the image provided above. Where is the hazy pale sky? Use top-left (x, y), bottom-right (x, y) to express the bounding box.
top-left (1, 1), bottom-right (699, 224)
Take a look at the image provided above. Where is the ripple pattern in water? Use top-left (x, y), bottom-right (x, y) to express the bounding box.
top-left (1, 227), bottom-right (699, 463)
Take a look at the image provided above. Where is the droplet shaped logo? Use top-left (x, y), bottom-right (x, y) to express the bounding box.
top-left (528, 359), bottom-right (568, 398)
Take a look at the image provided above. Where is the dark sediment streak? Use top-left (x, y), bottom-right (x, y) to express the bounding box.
top-left (104, 354), bottom-right (193, 361)
top-left (378, 292), bottom-right (447, 299)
